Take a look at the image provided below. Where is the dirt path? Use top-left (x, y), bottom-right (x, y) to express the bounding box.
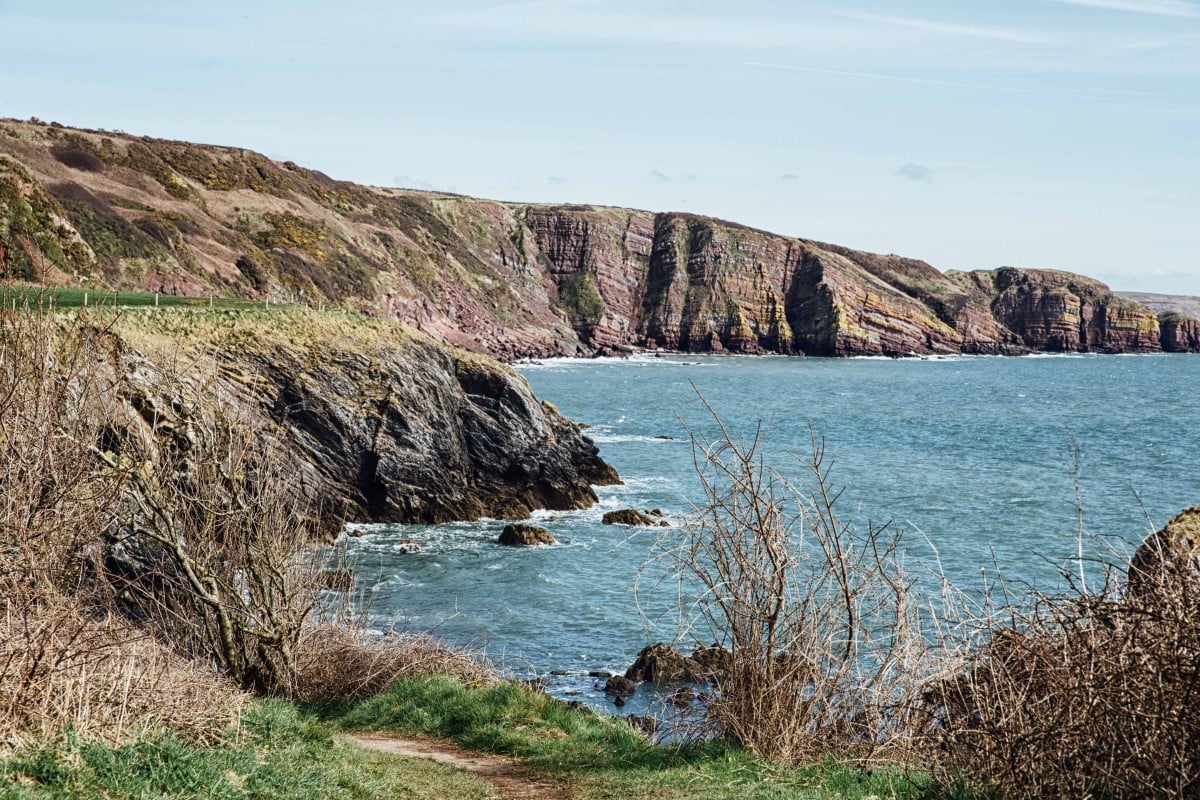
top-left (348, 733), bottom-right (570, 800)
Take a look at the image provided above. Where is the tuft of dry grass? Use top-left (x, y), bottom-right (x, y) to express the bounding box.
top-left (0, 592), bottom-right (243, 746)
top-left (293, 624), bottom-right (497, 704)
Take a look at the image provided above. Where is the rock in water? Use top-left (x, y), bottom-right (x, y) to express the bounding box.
top-left (690, 644), bottom-right (732, 680)
top-left (604, 675), bottom-right (637, 696)
top-left (602, 508), bottom-right (657, 526)
top-left (497, 523), bottom-right (556, 547)
top-left (1128, 506), bottom-right (1200, 602)
top-left (624, 643), bottom-right (704, 682)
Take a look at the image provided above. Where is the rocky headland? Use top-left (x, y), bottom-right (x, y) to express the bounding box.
top-left (2, 118), bottom-right (1197, 361)
top-left (102, 308), bottom-right (618, 529)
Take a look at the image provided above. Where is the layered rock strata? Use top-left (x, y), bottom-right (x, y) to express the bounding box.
top-left (107, 308), bottom-right (619, 528)
top-left (2, 119), bottom-right (1196, 359)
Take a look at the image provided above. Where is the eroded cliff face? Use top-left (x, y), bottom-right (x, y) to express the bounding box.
top-left (1160, 313), bottom-right (1200, 353)
top-left (108, 309), bottom-right (618, 528)
top-left (2, 119), bottom-right (1196, 359)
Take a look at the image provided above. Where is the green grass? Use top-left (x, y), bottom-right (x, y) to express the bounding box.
top-left (0, 285), bottom-right (276, 311)
top-left (320, 675), bottom-right (934, 800)
top-left (1, 678), bottom-right (951, 800)
top-left (0, 699), bottom-right (495, 800)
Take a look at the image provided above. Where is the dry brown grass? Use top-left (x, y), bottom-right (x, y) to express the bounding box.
top-left (0, 592), bottom-right (242, 746)
top-left (293, 625), bottom-right (497, 704)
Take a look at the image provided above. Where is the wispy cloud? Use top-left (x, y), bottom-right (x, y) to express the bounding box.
top-left (852, 13), bottom-right (1059, 45)
top-left (779, 173), bottom-right (799, 181)
top-left (747, 62), bottom-right (1002, 91)
top-left (547, 176), bottom-right (566, 185)
top-left (430, 5), bottom-right (895, 50)
top-left (649, 170), bottom-right (672, 183)
top-left (896, 163), bottom-right (934, 184)
top-left (1051, 0), bottom-right (1200, 17)
top-left (1114, 39), bottom-right (1173, 50)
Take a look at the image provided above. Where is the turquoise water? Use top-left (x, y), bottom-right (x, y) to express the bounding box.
top-left (342, 353), bottom-right (1199, 710)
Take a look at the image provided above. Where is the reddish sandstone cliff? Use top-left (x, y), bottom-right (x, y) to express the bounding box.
top-left (1, 119), bottom-right (1194, 359)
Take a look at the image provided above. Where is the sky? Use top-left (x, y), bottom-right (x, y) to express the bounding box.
top-left (0, 1), bottom-right (1197, 293)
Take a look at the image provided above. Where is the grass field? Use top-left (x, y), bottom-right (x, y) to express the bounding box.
top-left (0, 284), bottom-right (279, 311)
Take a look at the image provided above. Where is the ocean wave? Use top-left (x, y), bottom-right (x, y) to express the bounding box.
top-left (588, 433), bottom-right (684, 444)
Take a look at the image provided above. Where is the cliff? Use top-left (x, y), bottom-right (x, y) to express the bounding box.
top-left (1, 119), bottom-right (1195, 358)
top-left (104, 308), bottom-right (618, 527)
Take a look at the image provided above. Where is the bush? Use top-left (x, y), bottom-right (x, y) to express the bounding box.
top-left (651, 400), bottom-right (929, 764)
top-left (923, 512), bottom-right (1200, 798)
top-left (0, 310), bottom-right (241, 744)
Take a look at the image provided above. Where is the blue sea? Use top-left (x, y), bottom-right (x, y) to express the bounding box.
top-left (340, 353), bottom-right (1199, 712)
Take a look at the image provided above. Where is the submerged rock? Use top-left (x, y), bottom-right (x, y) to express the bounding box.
top-left (497, 523), bottom-right (556, 547)
top-left (396, 539), bottom-right (422, 554)
top-left (603, 675), bottom-right (636, 696)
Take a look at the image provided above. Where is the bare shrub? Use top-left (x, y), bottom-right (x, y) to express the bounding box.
top-left (293, 624), bottom-right (497, 703)
top-left (0, 309), bottom-right (242, 744)
top-left (0, 308), bottom-right (122, 593)
top-left (651, 401), bottom-right (930, 764)
top-left (96, 367), bottom-right (330, 698)
top-left (924, 548), bottom-right (1200, 798)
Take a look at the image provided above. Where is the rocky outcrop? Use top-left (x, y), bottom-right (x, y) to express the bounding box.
top-left (624, 643), bottom-right (705, 683)
top-left (1159, 313), bottom-right (1200, 353)
top-left (107, 308), bottom-right (619, 530)
top-left (497, 523), bottom-right (556, 547)
top-left (3, 119), bottom-right (1196, 359)
top-left (601, 509), bottom-right (660, 526)
top-left (1128, 506), bottom-right (1200, 601)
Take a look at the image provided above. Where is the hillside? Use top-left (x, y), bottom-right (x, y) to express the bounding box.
top-left (1, 118), bottom-right (1195, 357)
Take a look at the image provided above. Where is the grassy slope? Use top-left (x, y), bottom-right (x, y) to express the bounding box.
top-left (1, 677), bottom-right (941, 800)
top-left (0, 700), bottom-right (495, 800)
top-left (322, 676), bottom-right (932, 800)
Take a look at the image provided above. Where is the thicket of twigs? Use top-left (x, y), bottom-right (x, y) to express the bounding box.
top-left (924, 525), bottom-right (1200, 799)
top-left (0, 310), bottom-right (243, 743)
top-left (653, 405), bottom-right (928, 765)
top-left (655, 397), bottom-right (1200, 798)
